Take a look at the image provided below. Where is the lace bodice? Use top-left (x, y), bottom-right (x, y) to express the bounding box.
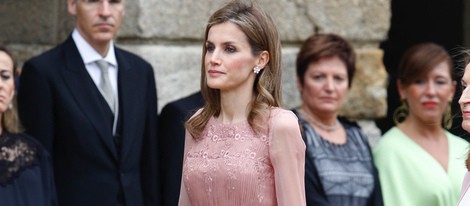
top-left (0, 132), bottom-right (39, 186)
top-left (183, 118), bottom-right (274, 205)
top-left (180, 108), bottom-right (306, 206)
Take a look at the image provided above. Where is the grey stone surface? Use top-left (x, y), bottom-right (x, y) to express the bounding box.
top-left (120, 42), bottom-right (307, 113)
top-left (122, 0), bottom-right (388, 42)
top-left (121, 44), bottom-right (387, 120)
top-left (120, 44), bottom-right (203, 109)
top-left (281, 47), bottom-right (300, 109)
top-left (1, 0), bottom-right (392, 122)
top-left (1, 0), bottom-right (55, 44)
top-left (2, 0), bottom-right (392, 45)
top-left (306, 0), bottom-right (390, 41)
top-left (357, 120), bottom-right (382, 147)
top-left (120, 45), bottom-right (303, 112)
top-left (341, 48), bottom-right (387, 119)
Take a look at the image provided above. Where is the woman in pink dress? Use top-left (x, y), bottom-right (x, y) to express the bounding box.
top-left (457, 52), bottom-right (470, 206)
top-left (177, 0), bottom-right (306, 205)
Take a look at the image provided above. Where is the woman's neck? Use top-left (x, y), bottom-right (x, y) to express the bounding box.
top-left (398, 116), bottom-right (449, 172)
top-left (300, 105), bottom-right (338, 126)
top-left (398, 117), bottom-right (445, 141)
top-left (219, 90), bottom-right (253, 124)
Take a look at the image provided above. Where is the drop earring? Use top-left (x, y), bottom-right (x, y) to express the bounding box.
top-left (253, 66), bottom-right (261, 74)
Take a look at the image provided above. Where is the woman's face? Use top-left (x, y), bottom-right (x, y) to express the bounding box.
top-left (204, 22), bottom-right (266, 93)
top-left (0, 51), bottom-right (15, 114)
top-left (298, 56), bottom-right (349, 115)
top-left (399, 61), bottom-right (455, 125)
top-left (459, 63), bottom-right (470, 132)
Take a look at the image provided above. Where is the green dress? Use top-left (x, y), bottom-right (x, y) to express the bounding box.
top-left (373, 127), bottom-right (468, 206)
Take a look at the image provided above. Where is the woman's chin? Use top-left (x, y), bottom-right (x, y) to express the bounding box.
top-left (462, 121), bottom-right (470, 133)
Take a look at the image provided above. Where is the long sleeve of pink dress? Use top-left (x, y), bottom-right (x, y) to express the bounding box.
top-left (178, 108), bottom-right (306, 206)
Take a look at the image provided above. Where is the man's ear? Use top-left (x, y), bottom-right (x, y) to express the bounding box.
top-left (68, 0), bottom-right (77, 16)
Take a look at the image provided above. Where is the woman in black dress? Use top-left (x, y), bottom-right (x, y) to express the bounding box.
top-left (0, 46), bottom-right (56, 206)
top-left (293, 34), bottom-right (383, 206)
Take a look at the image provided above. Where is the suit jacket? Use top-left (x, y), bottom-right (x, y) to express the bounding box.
top-left (17, 36), bottom-right (160, 206)
top-left (158, 91), bottom-right (203, 206)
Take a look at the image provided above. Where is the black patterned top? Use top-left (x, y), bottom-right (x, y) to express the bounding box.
top-left (0, 131), bottom-right (57, 206)
top-left (293, 109), bottom-right (383, 206)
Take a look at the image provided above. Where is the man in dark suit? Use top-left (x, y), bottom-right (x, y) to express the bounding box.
top-left (17, 0), bottom-right (159, 205)
top-left (158, 91), bottom-right (203, 206)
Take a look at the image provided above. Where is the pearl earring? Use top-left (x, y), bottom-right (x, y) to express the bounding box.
top-left (253, 66), bottom-right (261, 74)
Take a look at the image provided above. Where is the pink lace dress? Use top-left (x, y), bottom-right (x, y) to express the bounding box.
top-left (178, 108), bottom-right (306, 206)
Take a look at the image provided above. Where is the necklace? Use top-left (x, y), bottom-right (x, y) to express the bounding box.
top-left (299, 109), bottom-right (339, 132)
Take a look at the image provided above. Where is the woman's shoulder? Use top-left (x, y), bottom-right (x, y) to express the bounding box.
top-left (1, 132), bottom-right (38, 148)
top-left (269, 107), bottom-right (298, 125)
top-left (377, 127), bottom-right (403, 142)
top-left (0, 132), bottom-right (45, 186)
top-left (267, 107), bottom-right (305, 147)
top-left (12, 132), bottom-right (47, 151)
top-left (267, 107), bottom-right (302, 140)
top-left (446, 131), bottom-right (470, 152)
top-left (338, 116), bottom-right (360, 128)
top-left (2, 132), bottom-right (51, 162)
top-left (373, 127), bottom-right (405, 153)
top-left (446, 131), bottom-right (469, 144)
top-left (270, 107), bottom-right (297, 117)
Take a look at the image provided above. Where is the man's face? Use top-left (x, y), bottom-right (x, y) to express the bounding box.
top-left (68, 0), bottom-right (125, 47)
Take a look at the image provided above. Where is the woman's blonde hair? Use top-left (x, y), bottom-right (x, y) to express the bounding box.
top-left (186, 0), bottom-right (282, 139)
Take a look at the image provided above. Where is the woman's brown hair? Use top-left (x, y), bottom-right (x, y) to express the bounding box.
top-left (0, 46), bottom-right (23, 134)
top-left (185, 0), bottom-right (282, 139)
top-left (397, 42), bottom-right (454, 87)
top-left (296, 33), bottom-right (356, 88)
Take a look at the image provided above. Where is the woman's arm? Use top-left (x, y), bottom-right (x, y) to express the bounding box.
top-left (270, 110), bottom-right (306, 206)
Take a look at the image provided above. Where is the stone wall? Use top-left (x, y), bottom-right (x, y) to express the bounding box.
top-left (1, 0), bottom-right (391, 122)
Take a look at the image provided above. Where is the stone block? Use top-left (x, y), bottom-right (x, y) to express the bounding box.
top-left (340, 48), bottom-right (387, 119)
top-left (119, 45), bottom-right (304, 112)
top-left (280, 47), bottom-right (301, 109)
top-left (119, 45), bottom-right (386, 120)
top-left (306, 0), bottom-right (390, 41)
top-left (0, 0), bottom-right (390, 120)
top-left (120, 44), bottom-right (202, 110)
top-left (0, 0), bottom-right (72, 44)
top-left (120, 0), bottom-right (391, 42)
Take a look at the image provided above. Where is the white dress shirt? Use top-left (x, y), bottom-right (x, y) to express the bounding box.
top-left (72, 29), bottom-right (119, 134)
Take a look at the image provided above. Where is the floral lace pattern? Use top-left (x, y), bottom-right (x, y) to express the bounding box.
top-left (183, 118), bottom-right (277, 206)
top-left (0, 133), bottom-right (39, 186)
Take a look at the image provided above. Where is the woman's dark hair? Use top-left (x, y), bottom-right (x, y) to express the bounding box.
top-left (397, 42), bottom-right (453, 87)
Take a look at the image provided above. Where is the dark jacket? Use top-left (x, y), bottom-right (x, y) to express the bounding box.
top-left (158, 91), bottom-right (203, 206)
top-left (18, 36), bottom-right (160, 206)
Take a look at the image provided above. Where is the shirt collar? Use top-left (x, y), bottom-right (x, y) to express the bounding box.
top-left (71, 29), bottom-right (117, 67)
